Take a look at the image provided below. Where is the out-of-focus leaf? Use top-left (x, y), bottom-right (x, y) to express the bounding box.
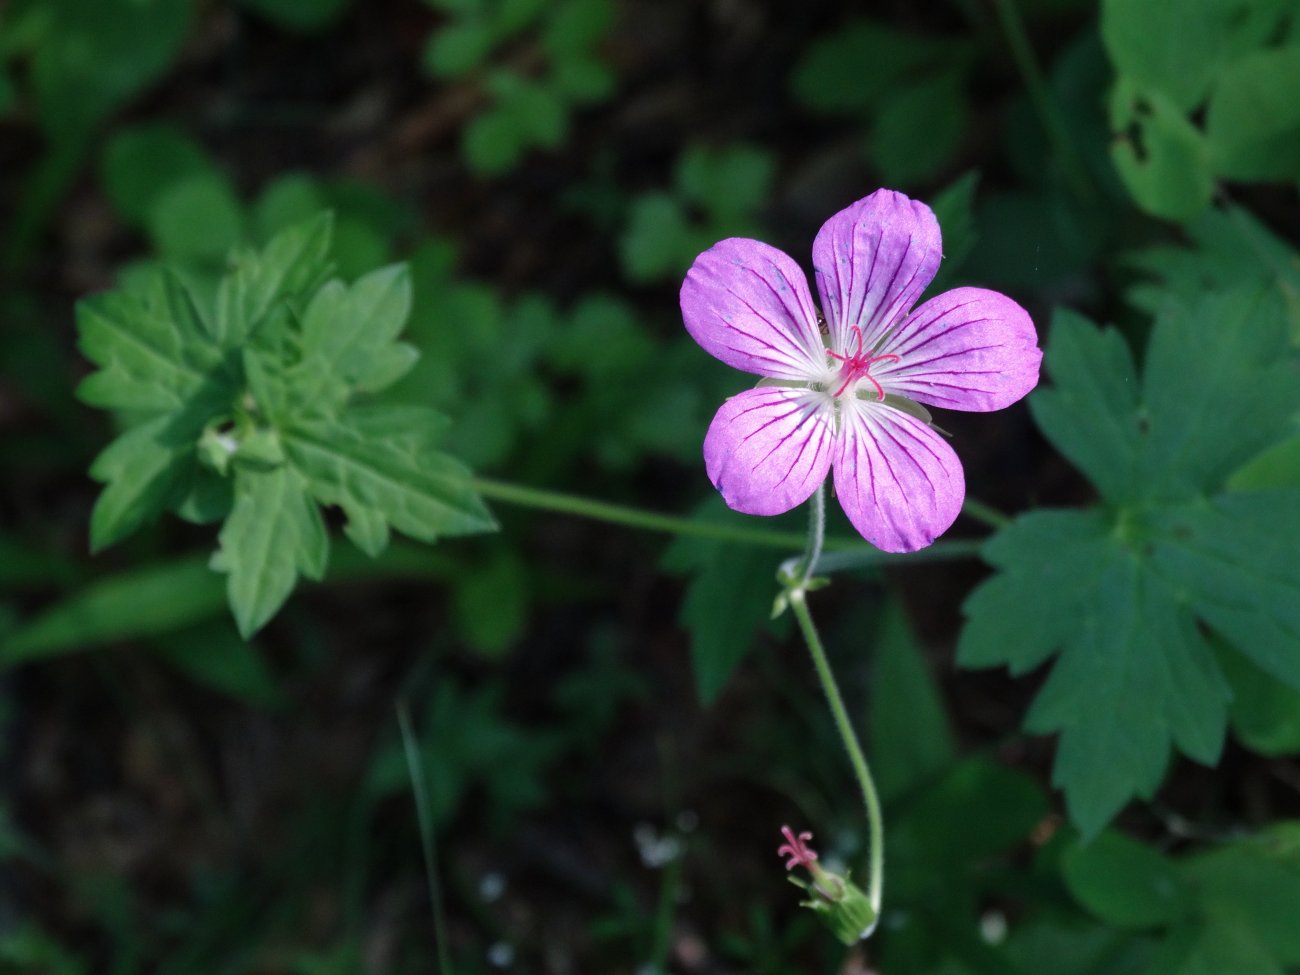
top-left (1206, 45), bottom-right (1300, 181)
top-left (1108, 81), bottom-right (1214, 222)
top-left (101, 125), bottom-right (218, 227)
top-left (1062, 831), bottom-right (1194, 928)
top-left (1216, 644), bottom-right (1300, 755)
top-left (451, 550), bottom-right (530, 657)
top-left (238, 0), bottom-right (352, 32)
top-left (869, 70), bottom-right (967, 187)
top-left (146, 172), bottom-right (245, 265)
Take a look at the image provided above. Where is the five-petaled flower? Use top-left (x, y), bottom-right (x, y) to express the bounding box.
top-left (680, 189), bottom-right (1042, 552)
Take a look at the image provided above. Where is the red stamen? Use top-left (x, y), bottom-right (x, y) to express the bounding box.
top-left (777, 825), bottom-right (819, 871)
top-left (827, 325), bottom-right (899, 401)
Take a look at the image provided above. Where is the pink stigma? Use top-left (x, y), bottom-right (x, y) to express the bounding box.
top-left (827, 325), bottom-right (899, 400)
top-left (778, 825), bottom-right (819, 871)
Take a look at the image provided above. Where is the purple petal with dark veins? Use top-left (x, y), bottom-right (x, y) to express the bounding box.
top-left (704, 386), bottom-right (835, 516)
top-left (681, 238), bottom-right (827, 381)
top-left (833, 400), bottom-right (964, 552)
top-left (874, 287), bottom-right (1042, 412)
top-left (811, 189), bottom-right (942, 357)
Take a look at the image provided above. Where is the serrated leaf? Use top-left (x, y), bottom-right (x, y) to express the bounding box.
top-left (284, 412), bottom-right (496, 558)
top-left (212, 464), bottom-right (328, 638)
top-left (1063, 831), bottom-right (1194, 928)
top-left (76, 268), bottom-right (231, 414)
top-left (1150, 493), bottom-right (1300, 691)
top-left (86, 417), bottom-right (197, 551)
top-left (213, 212), bottom-right (334, 347)
top-left (1027, 310), bottom-right (1141, 503)
top-left (1025, 552), bottom-right (1229, 836)
top-left (297, 263), bottom-right (413, 398)
top-left (1139, 287), bottom-right (1294, 498)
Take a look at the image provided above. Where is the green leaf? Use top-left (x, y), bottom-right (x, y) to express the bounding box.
top-left (1027, 309), bottom-right (1141, 504)
top-left (2, 556), bottom-right (226, 665)
top-left (213, 212), bottom-right (335, 347)
top-left (1108, 81), bottom-right (1214, 222)
top-left (926, 171), bottom-right (980, 292)
top-left (1150, 493), bottom-right (1300, 691)
top-left (1187, 835), bottom-right (1300, 965)
top-left (1100, 0), bottom-right (1291, 111)
top-left (676, 144), bottom-right (775, 223)
top-left (1217, 643), bottom-right (1300, 756)
top-left (284, 411), bottom-right (496, 559)
top-left (789, 19), bottom-right (955, 115)
top-left (1138, 287), bottom-right (1294, 499)
top-left (237, 0), bottom-right (351, 32)
top-left (423, 20), bottom-right (497, 77)
top-left (146, 171), bottom-right (244, 265)
top-left (1026, 550), bottom-right (1229, 836)
top-left (462, 105), bottom-right (527, 174)
top-left (661, 500), bottom-right (786, 704)
top-left (211, 464), bottom-right (329, 638)
top-left (151, 622), bottom-right (282, 708)
top-left (101, 124), bottom-right (218, 227)
top-left (1206, 45), bottom-right (1300, 181)
top-left (869, 70), bottom-right (968, 187)
top-left (30, 0), bottom-right (193, 141)
top-left (297, 263), bottom-right (414, 398)
top-left (870, 598), bottom-right (957, 803)
top-left (451, 550), bottom-right (530, 656)
top-left (619, 193), bottom-right (696, 284)
top-left (87, 417), bottom-right (197, 551)
top-left (1063, 831), bottom-right (1194, 928)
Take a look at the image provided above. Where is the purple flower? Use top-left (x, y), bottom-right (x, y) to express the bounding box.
top-left (681, 189), bottom-right (1042, 553)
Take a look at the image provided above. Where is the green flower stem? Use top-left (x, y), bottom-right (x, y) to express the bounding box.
top-left (788, 586), bottom-right (885, 916)
top-left (990, 0), bottom-right (1094, 203)
top-left (473, 477), bottom-right (992, 563)
top-left (796, 481), bottom-right (828, 581)
top-left (960, 496), bottom-right (1012, 530)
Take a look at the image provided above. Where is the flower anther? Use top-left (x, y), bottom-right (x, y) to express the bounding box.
top-left (826, 324), bottom-right (899, 400)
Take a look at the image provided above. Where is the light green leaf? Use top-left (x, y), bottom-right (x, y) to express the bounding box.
top-left (213, 212), bottom-right (334, 347)
top-left (619, 193), bottom-right (695, 284)
top-left (211, 464), bottom-right (328, 638)
top-left (1206, 45), bottom-right (1300, 181)
top-left (1108, 81), bottom-right (1214, 222)
top-left (1217, 643), bottom-right (1300, 756)
top-left (284, 412), bottom-right (496, 558)
top-left (298, 263), bottom-right (413, 394)
top-left (1063, 831), bottom-right (1194, 928)
top-left (76, 268), bottom-right (229, 414)
top-left (676, 144), bottom-right (775, 223)
top-left (1100, 0), bottom-right (1290, 111)
top-left (86, 417), bottom-right (197, 551)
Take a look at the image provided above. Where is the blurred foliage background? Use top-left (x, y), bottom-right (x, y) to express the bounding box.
top-left (1, 0), bottom-right (1299, 972)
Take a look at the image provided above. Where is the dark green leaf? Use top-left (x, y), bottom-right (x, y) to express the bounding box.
top-left (870, 598), bottom-right (956, 802)
top-left (101, 124), bottom-right (217, 227)
top-left (1217, 643), bottom-right (1300, 756)
top-left (1027, 309), bottom-right (1141, 504)
top-left (869, 70), bottom-right (968, 187)
top-left (1063, 831), bottom-right (1194, 928)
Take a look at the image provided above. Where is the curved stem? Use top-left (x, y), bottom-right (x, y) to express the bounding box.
top-left (795, 481), bottom-right (826, 584)
top-left (788, 588), bottom-right (884, 915)
top-left (474, 476), bottom-right (984, 562)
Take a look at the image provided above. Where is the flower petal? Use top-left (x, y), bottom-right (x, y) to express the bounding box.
top-left (681, 238), bottom-right (827, 381)
top-left (704, 386), bottom-right (834, 516)
top-left (875, 287), bottom-right (1042, 412)
top-left (833, 400), bottom-right (964, 553)
top-left (811, 189), bottom-right (942, 355)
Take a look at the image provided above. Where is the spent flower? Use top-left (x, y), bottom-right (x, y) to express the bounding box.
top-left (681, 189), bottom-right (1041, 551)
top-left (777, 825), bottom-right (877, 945)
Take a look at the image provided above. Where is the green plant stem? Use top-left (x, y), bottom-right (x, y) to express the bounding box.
top-left (473, 477), bottom-right (993, 562)
top-left (796, 482), bottom-right (827, 582)
top-left (990, 0), bottom-right (1093, 203)
top-left (961, 496), bottom-right (1012, 530)
top-left (788, 588), bottom-right (884, 915)
top-left (397, 702), bottom-right (453, 975)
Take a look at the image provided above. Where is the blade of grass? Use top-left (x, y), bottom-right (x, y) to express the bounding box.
top-left (397, 701), bottom-right (453, 975)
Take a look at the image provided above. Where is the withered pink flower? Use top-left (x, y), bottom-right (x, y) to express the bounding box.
top-left (681, 189), bottom-right (1041, 552)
